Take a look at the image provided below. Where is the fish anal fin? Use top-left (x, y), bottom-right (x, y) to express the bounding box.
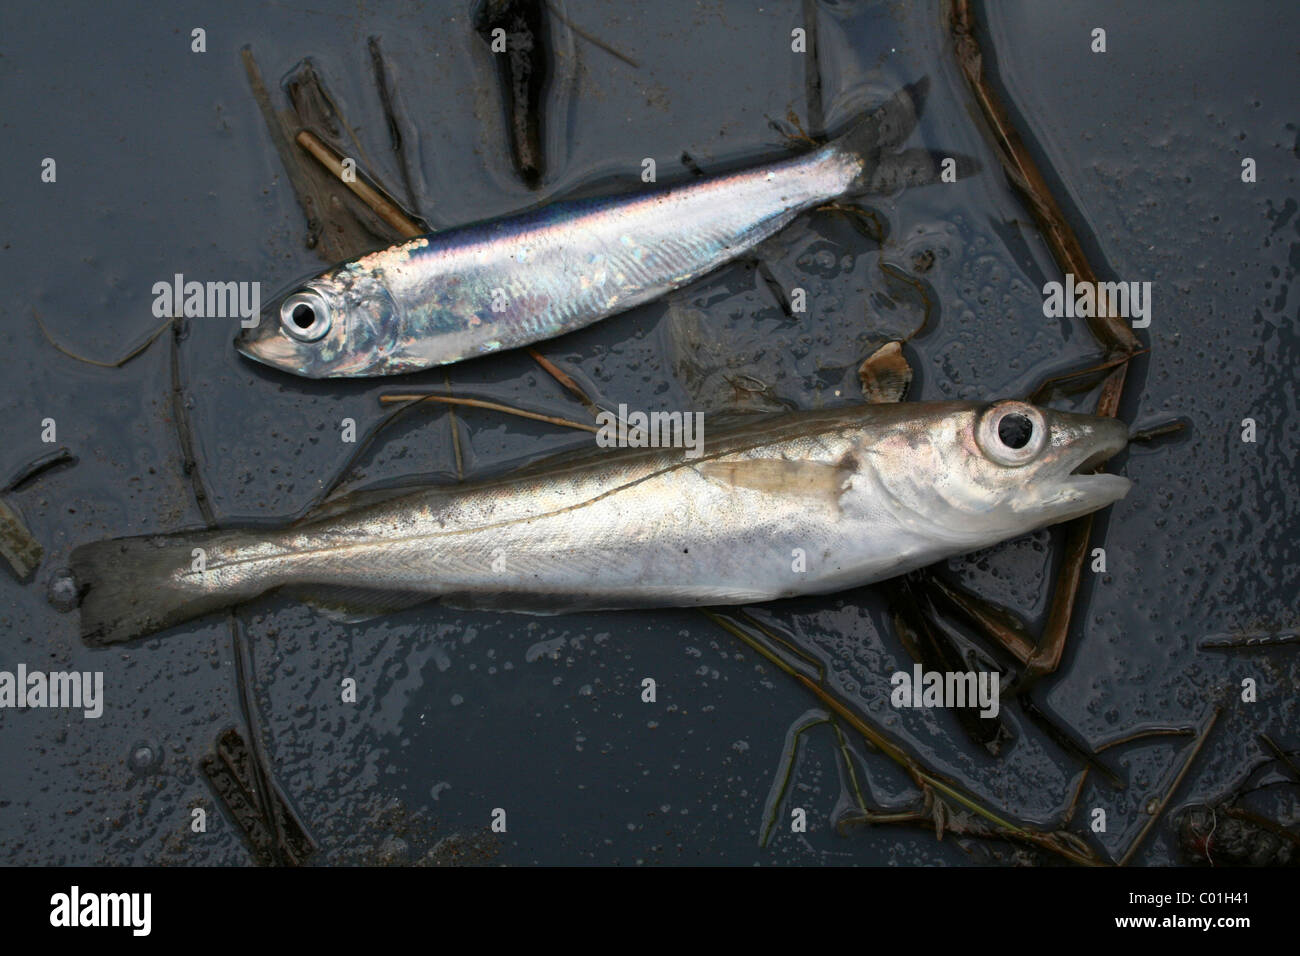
top-left (439, 585), bottom-right (776, 615)
top-left (283, 585), bottom-right (435, 623)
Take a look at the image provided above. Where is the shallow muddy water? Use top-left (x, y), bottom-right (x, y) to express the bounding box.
top-left (0, 0), bottom-right (1295, 864)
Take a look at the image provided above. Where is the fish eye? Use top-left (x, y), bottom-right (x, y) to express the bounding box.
top-left (998, 413), bottom-right (1033, 449)
top-left (279, 290), bottom-right (331, 342)
top-left (976, 401), bottom-right (1047, 467)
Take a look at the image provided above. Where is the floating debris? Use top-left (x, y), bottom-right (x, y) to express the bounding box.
top-left (1200, 629), bottom-right (1299, 651)
top-left (1118, 706), bottom-right (1220, 866)
top-left (707, 609), bottom-right (1106, 866)
top-left (4, 446), bottom-right (76, 493)
top-left (0, 445), bottom-right (62, 580)
top-left (1179, 806), bottom-right (1300, 866)
top-left (378, 391), bottom-right (598, 432)
top-left (858, 341), bottom-right (912, 404)
top-left (886, 577), bottom-right (1012, 756)
top-left (1129, 418), bottom-right (1189, 444)
top-left (34, 310), bottom-right (170, 370)
top-left (0, 499), bottom-right (42, 580)
top-left (1029, 351), bottom-right (1146, 406)
top-left (295, 130), bottom-right (421, 239)
top-left (367, 35), bottom-right (423, 218)
top-left (544, 1), bottom-right (639, 68)
top-left (474, 0), bottom-right (550, 188)
top-left (241, 50), bottom-right (415, 263)
top-left (200, 728), bottom-right (314, 866)
top-left (950, 0), bottom-right (1140, 356)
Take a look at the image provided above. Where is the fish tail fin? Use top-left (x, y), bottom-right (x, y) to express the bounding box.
top-left (70, 530), bottom-right (261, 646)
top-left (853, 148), bottom-right (982, 193)
top-left (831, 77), bottom-right (980, 193)
top-left (835, 77), bottom-right (929, 159)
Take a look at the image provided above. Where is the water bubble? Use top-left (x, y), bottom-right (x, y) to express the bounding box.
top-left (129, 741), bottom-right (162, 776)
top-left (47, 568), bottom-right (79, 612)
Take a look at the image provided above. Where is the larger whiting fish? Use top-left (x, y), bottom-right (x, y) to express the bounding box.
top-left (69, 401), bottom-right (1130, 645)
top-left (236, 80), bottom-right (971, 378)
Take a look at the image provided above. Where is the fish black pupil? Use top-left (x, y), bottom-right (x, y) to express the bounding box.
top-left (998, 413), bottom-right (1033, 449)
top-left (291, 304), bottom-right (316, 329)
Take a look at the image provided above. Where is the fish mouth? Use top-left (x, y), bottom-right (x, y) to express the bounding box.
top-left (232, 327), bottom-right (261, 361)
top-left (233, 327), bottom-right (279, 370)
top-left (233, 315), bottom-right (311, 376)
top-left (233, 309), bottom-right (271, 355)
top-left (1053, 417), bottom-right (1132, 506)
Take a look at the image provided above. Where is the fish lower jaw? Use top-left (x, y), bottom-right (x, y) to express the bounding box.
top-left (1014, 472), bottom-right (1132, 526)
top-left (1061, 472), bottom-right (1133, 507)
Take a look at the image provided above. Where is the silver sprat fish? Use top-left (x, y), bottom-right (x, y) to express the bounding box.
top-left (69, 400), bottom-right (1129, 645)
top-left (236, 80), bottom-right (972, 378)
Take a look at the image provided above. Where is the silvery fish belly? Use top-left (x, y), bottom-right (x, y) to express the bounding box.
top-left (69, 401), bottom-right (1131, 645)
top-left (235, 81), bottom-right (968, 377)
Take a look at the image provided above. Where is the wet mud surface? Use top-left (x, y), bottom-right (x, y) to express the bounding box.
top-left (0, 1), bottom-right (1295, 864)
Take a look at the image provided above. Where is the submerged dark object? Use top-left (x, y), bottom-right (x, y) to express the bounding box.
top-left (474, 0), bottom-right (549, 188)
top-left (887, 575), bottom-right (1012, 756)
top-left (0, 499), bottom-right (42, 581)
top-left (201, 728), bottom-right (315, 866)
top-left (1178, 806), bottom-right (1300, 866)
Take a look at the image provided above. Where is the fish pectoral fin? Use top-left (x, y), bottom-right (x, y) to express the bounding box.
top-left (283, 585), bottom-right (435, 623)
top-left (694, 458), bottom-right (852, 504)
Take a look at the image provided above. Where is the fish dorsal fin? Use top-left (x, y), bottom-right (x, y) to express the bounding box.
top-left (692, 407), bottom-right (785, 431)
top-left (294, 482), bottom-right (445, 525)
